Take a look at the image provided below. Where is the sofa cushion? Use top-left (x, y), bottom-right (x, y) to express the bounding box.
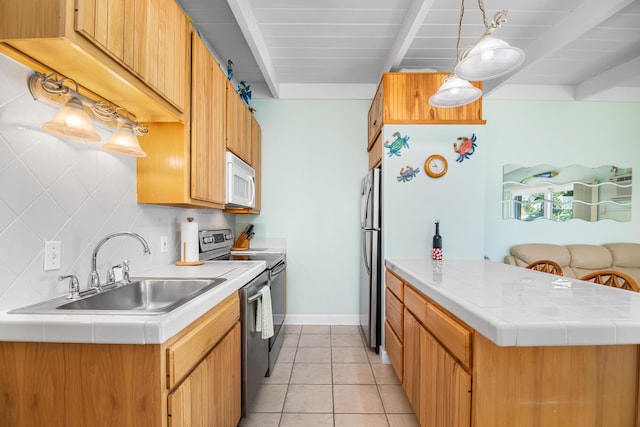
top-left (506, 243), bottom-right (640, 285)
top-left (605, 243), bottom-right (640, 284)
top-left (566, 245), bottom-right (613, 279)
top-left (605, 243), bottom-right (640, 267)
top-left (509, 244), bottom-right (572, 275)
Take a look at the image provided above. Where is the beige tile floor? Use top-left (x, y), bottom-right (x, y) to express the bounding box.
top-left (239, 325), bottom-right (420, 427)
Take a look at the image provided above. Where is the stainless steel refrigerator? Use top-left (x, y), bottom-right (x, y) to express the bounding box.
top-left (360, 167), bottom-right (381, 350)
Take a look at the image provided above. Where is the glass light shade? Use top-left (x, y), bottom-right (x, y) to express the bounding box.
top-left (454, 36), bottom-right (525, 81)
top-left (101, 123), bottom-right (147, 157)
top-left (42, 97), bottom-right (101, 141)
top-left (429, 75), bottom-right (482, 108)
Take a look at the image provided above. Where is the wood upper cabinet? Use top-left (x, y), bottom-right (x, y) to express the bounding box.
top-left (76, 0), bottom-right (188, 112)
top-left (190, 32), bottom-right (226, 205)
top-left (368, 131), bottom-right (382, 170)
top-left (226, 80), bottom-right (252, 164)
top-left (225, 115), bottom-right (262, 214)
top-left (366, 72), bottom-right (485, 150)
top-left (137, 31), bottom-right (226, 209)
top-left (0, 0), bottom-right (187, 121)
top-left (368, 81), bottom-right (384, 148)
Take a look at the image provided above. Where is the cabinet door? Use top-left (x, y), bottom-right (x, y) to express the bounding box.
top-left (77, 0), bottom-right (187, 111)
top-left (136, 0), bottom-right (188, 110)
top-left (367, 80), bottom-right (383, 148)
top-left (404, 311), bottom-right (471, 427)
top-left (403, 310), bottom-right (425, 416)
top-left (76, 0), bottom-right (133, 63)
top-left (168, 322), bottom-right (241, 427)
top-left (250, 115), bottom-right (262, 211)
top-left (226, 80), bottom-right (252, 164)
top-left (190, 33), bottom-right (227, 204)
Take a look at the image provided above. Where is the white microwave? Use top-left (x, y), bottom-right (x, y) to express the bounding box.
top-left (226, 152), bottom-right (256, 208)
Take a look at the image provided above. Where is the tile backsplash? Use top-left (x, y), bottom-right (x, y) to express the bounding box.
top-left (0, 54), bottom-right (234, 310)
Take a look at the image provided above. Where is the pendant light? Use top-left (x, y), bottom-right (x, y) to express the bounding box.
top-left (429, 75), bottom-right (482, 108)
top-left (429, 0), bottom-right (482, 108)
top-left (454, 10), bottom-right (525, 81)
top-left (101, 121), bottom-right (147, 157)
top-left (42, 96), bottom-right (101, 141)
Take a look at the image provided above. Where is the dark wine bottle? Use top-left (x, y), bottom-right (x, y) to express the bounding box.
top-left (432, 220), bottom-right (443, 260)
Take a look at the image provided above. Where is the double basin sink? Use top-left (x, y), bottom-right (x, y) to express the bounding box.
top-left (10, 278), bottom-right (227, 315)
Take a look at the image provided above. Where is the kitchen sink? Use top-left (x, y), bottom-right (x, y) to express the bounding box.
top-left (9, 278), bottom-right (227, 315)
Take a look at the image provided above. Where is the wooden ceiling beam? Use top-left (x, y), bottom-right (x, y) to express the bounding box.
top-left (482, 0), bottom-right (636, 96)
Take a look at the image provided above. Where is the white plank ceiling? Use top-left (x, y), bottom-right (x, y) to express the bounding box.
top-left (177, 0), bottom-right (640, 101)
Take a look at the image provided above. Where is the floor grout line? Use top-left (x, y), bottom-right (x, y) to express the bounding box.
top-left (242, 325), bottom-right (418, 427)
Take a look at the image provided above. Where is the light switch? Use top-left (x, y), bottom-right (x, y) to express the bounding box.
top-left (44, 241), bottom-right (61, 271)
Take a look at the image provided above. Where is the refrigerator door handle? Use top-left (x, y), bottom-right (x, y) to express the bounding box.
top-left (362, 229), bottom-right (371, 275)
top-left (362, 184), bottom-right (371, 228)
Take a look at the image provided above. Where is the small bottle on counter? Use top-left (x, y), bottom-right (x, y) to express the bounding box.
top-left (432, 220), bottom-right (443, 260)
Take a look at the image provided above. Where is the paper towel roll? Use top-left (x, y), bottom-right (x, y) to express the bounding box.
top-left (180, 217), bottom-right (199, 263)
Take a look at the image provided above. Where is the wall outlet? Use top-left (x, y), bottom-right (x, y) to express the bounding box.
top-left (44, 241), bottom-right (61, 271)
top-left (160, 236), bottom-right (168, 253)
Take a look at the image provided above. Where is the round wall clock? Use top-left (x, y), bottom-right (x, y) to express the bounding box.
top-left (424, 154), bottom-right (448, 178)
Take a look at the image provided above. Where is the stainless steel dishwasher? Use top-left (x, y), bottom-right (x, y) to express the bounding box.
top-left (239, 269), bottom-right (270, 417)
top-left (197, 228), bottom-right (286, 417)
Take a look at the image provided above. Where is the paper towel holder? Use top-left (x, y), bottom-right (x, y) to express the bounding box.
top-left (176, 217), bottom-right (205, 266)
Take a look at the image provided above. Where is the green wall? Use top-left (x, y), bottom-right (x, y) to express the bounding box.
top-left (243, 99), bottom-right (369, 318)
top-left (247, 98), bottom-right (640, 318)
top-left (483, 100), bottom-right (640, 261)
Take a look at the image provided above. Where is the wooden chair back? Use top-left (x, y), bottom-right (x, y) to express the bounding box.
top-left (580, 270), bottom-right (640, 292)
top-left (526, 260), bottom-right (563, 276)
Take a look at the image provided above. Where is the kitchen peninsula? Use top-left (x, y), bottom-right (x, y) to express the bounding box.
top-left (385, 259), bottom-right (640, 427)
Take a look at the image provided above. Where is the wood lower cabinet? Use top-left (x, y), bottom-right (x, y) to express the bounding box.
top-left (390, 267), bottom-right (640, 427)
top-left (389, 267), bottom-right (472, 427)
top-left (168, 323), bottom-right (241, 427)
top-left (385, 270), bottom-right (405, 382)
top-left (404, 309), bottom-right (471, 427)
top-left (0, 0), bottom-right (187, 121)
top-left (0, 292), bottom-right (241, 427)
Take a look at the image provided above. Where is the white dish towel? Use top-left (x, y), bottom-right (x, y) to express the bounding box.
top-left (256, 285), bottom-right (274, 339)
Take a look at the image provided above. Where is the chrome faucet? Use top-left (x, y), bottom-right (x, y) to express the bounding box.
top-left (89, 232), bottom-right (151, 291)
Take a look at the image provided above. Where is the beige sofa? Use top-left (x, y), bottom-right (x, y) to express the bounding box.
top-left (504, 243), bottom-right (640, 284)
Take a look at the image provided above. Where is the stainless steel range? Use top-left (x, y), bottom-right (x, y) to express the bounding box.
top-left (198, 228), bottom-right (286, 416)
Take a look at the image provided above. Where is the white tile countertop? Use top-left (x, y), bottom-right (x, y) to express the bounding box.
top-left (0, 261), bottom-right (265, 345)
top-left (386, 259), bottom-right (640, 347)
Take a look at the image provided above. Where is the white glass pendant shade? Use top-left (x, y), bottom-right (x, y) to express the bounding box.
top-left (102, 123), bottom-right (147, 157)
top-left (42, 97), bottom-right (101, 141)
top-left (429, 75), bottom-right (482, 108)
top-left (454, 36), bottom-right (525, 81)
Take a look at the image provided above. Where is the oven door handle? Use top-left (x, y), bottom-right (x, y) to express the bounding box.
top-left (271, 262), bottom-right (287, 276)
top-left (247, 291), bottom-right (263, 304)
